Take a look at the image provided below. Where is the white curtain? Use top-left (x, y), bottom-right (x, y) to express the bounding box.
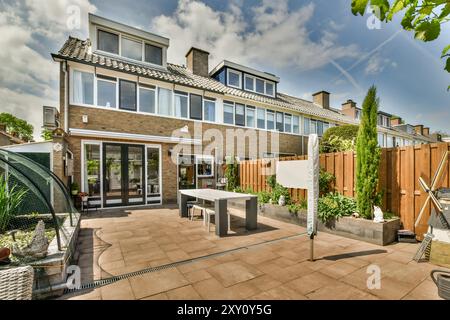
top-left (73, 70), bottom-right (83, 104)
top-left (158, 88), bottom-right (172, 116)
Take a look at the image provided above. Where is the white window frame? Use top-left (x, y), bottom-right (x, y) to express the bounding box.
top-left (121, 36), bottom-right (143, 61)
top-left (174, 91), bottom-right (189, 119)
top-left (96, 76), bottom-right (118, 109)
top-left (71, 69), bottom-right (95, 107)
top-left (266, 110), bottom-right (275, 131)
top-left (196, 155), bottom-right (215, 178)
top-left (265, 81), bottom-right (275, 97)
top-left (223, 101), bottom-right (235, 125)
top-left (246, 106), bottom-right (256, 128)
top-left (257, 107), bottom-right (266, 130)
top-left (255, 78), bottom-right (265, 95)
top-left (293, 115), bottom-right (300, 134)
top-left (244, 74), bottom-right (255, 91)
top-left (203, 98), bottom-right (216, 123)
top-left (138, 85), bottom-right (157, 114)
top-left (146, 144), bottom-right (163, 205)
top-left (284, 114), bottom-right (292, 133)
top-left (227, 69), bottom-right (242, 89)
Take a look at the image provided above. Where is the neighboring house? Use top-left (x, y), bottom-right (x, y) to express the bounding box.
top-left (0, 124), bottom-right (26, 146)
top-left (50, 14), bottom-right (439, 207)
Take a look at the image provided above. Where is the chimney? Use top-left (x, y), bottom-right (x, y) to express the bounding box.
top-left (414, 125), bottom-right (424, 135)
top-left (185, 47), bottom-right (210, 77)
top-left (341, 99), bottom-right (357, 118)
top-left (391, 117), bottom-right (402, 126)
top-left (313, 91), bottom-right (330, 109)
top-left (423, 127), bottom-right (430, 136)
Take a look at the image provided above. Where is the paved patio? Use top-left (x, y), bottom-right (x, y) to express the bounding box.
top-left (60, 204), bottom-right (448, 300)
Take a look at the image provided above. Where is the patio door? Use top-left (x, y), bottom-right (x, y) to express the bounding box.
top-left (178, 155), bottom-right (196, 190)
top-left (103, 143), bottom-right (145, 207)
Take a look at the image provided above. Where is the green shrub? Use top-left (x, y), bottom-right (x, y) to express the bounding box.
top-left (225, 157), bottom-right (240, 191)
top-left (272, 183), bottom-right (291, 204)
top-left (320, 125), bottom-right (359, 153)
top-left (0, 175), bottom-right (28, 233)
top-left (257, 191), bottom-right (271, 204)
top-left (318, 193), bottom-right (357, 224)
top-left (266, 175), bottom-right (277, 189)
top-left (288, 201), bottom-right (307, 215)
top-left (319, 169), bottom-right (336, 195)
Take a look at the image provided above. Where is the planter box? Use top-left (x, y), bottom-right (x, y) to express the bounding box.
top-left (259, 204), bottom-right (400, 246)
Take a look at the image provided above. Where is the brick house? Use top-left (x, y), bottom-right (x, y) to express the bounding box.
top-left (50, 14), bottom-right (436, 207)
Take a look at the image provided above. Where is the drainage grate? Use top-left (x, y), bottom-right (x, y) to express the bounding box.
top-left (65, 231), bottom-right (308, 294)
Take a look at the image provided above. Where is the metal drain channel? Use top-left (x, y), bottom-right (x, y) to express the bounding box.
top-left (65, 231), bottom-right (308, 294)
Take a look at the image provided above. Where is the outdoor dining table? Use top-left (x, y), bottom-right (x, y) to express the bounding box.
top-left (178, 189), bottom-right (258, 237)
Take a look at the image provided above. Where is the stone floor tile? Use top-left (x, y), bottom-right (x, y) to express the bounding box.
top-left (129, 268), bottom-right (189, 299)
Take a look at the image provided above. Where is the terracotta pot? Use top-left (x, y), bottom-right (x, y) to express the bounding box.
top-left (0, 247), bottom-right (10, 261)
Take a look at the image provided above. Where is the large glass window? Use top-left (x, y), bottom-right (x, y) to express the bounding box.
top-left (139, 86), bottom-right (156, 114)
top-left (223, 102), bottom-right (234, 125)
top-left (267, 111), bottom-right (275, 130)
top-left (276, 112), bottom-right (284, 132)
top-left (98, 30), bottom-right (119, 54)
top-left (323, 122), bottom-right (329, 134)
top-left (378, 133), bottom-right (385, 147)
top-left (83, 144), bottom-right (100, 197)
top-left (256, 78), bottom-right (265, 94)
top-left (204, 99), bottom-right (216, 122)
top-left (257, 108), bottom-right (266, 129)
top-left (197, 157), bottom-right (213, 177)
top-left (293, 115), bottom-right (300, 134)
top-left (246, 107), bottom-right (255, 127)
top-left (284, 114), bottom-right (292, 133)
top-left (266, 82), bottom-right (274, 96)
top-left (72, 70), bottom-right (94, 105)
top-left (303, 118), bottom-right (310, 135)
top-left (317, 121), bottom-right (324, 136)
top-left (310, 120), bottom-right (318, 134)
top-left (174, 91), bottom-right (188, 118)
top-left (97, 77), bottom-right (116, 108)
top-left (387, 135), bottom-right (394, 147)
top-left (145, 44), bottom-right (162, 65)
top-left (244, 75), bottom-right (254, 91)
top-left (119, 80), bottom-right (137, 111)
top-left (147, 147), bottom-right (160, 201)
top-left (122, 37), bottom-right (142, 61)
top-left (158, 87), bottom-right (173, 116)
top-left (228, 70), bottom-right (241, 88)
top-left (235, 103), bottom-right (245, 126)
top-left (190, 94), bottom-right (202, 120)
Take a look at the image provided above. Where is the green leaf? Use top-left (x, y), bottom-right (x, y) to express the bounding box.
top-left (442, 44), bottom-right (450, 58)
top-left (401, 6), bottom-right (416, 30)
top-left (351, 0), bottom-right (369, 16)
top-left (387, 0), bottom-right (405, 20)
top-left (370, 0), bottom-right (391, 20)
top-left (414, 20), bottom-right (441, 42)
top-left (445, 57), bottom-right (450, 73)
top-left (439, 3), bottom-right (450, 19)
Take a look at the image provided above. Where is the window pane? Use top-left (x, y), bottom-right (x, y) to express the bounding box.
top-left (97, 80), bottom-right (116, 108)
top-left (257, 108), bottom-right (265, 129)
top-left (119, 80), bottom-right (136, 111)
top-left (310, 120), bottom-right (317, 134)
top-left (73, 71), bottom-right (94, 105)
top-left (317, 121), bottom-right (324, 136)
top-left (245, 76), bottom-right (254, 91)
top-left (378, 133), bottom-right (385, 147)
top-left (145, 44), bottom-right (162, 65)
top-left (266, 82), bottom-right (274, 96)
top-left (98, 30), bottom-right (119, 54)
top-left (190, 94), bottom-right (202, 120)
top-left (246, 107), bottom-right (255, 127)
top-left (204, 100), bottom-right (216, 122)
top-left (267, 112), bottom-right (275, 130)
top-left (256, 79), bottom-right (265, 94)
top-left (122, 37), bottom-right (142, 61)
top-left (235, 104), bottom-right (245, 126)
top-left (174, 93), bottom-right (188, 118)
top-left (147, 147), bottom-right (160, 197)
top-left (139, 87), bottom-right (156, 113)
top-left (303, 118), bottom-right (310, 135)
top-left (276, 112), bottom-right (284, 132)
top-left (323, 122), bottom-right (329, 134)
top-left (284, 114), bottom-right (292, 133)
top-left (228, 71), bottom-right (241, 87)
top-left (83, 144), bottom-right (100, 197)
top-left (293, 116), bottom-right (299, 134)
top-left (158, 88), bottom-right (173, 116)
top-left (223, 103), bottom-right (234, 124)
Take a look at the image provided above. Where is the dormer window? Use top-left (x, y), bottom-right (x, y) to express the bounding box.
top-left (227, 69), bottom-right (242, 88)
top-left (145, 44), bottom-right (162, 65)
top-left (122, 37), bottom-right (142, 61)
top-left (265, 82), bottom-right (274, 96)
top-left (98, 30), bottom-right (119, 55)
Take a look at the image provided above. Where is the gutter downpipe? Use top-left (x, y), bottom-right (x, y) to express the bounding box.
top-left (62, 61), bottom-right (69, 132)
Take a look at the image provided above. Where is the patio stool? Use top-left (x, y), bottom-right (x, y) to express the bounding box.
top-left (189, 205), bottom-right (204, 221)
top-left (204, 208), bottom-right (231, 233)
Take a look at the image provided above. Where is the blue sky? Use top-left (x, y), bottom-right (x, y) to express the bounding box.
top-left (0, 0), bottom-right (448, 139)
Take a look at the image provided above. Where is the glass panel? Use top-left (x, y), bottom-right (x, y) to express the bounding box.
top-left (84, 144), bottom-right (100, 197)
top-left (228, 70), bottom-right (241, 87)
top-left (127, 146), bottom-right (144, 201)
top-left (97, 79), bottom-right (116, 108)
top-left (72, 70), bottom-right (94, 105)
top-left (158, 87), bottom-right (173, 116)
top-left (246, 107), bottom-right (255, 127)
top-left (175, 93), bottom-right (188, 118)
top-left (245, 75), bottom-right (254, 91)
top-left (122, 37), bottom-right (142, 61)
top-left (235, 103), bottom-right (245, 126)
top-left (317, 121), bottom-right (324, 136)
top-left (266, 82), bottom-right (274, 96)
top-left (223, 103), bottom-right (234, 124)
top-left (189, 94), bottom-right (202, 120)
top-left (323, 122), bottom-right (329, 134)
top-left (303, 118), bottom-right (310, 135)
top-left (276, 112), bottom-right (284, 132)
top-left (267, 112), bottom-right (275, 130)
top-left (139, 87), bottom-right (156, 113)
top-left (145, 44), bottom-right (162, 65)
top-left (119, 80), bottom-right (136, 111)
top-left (105, 145), bottom-right (122, 203)
top-left (378, 133), bottom-right (385, 147)
top-left (284, 114), bottom-right (292, 133)
top-left (204, 100), bottom-right (216, 122)
top-left (293, 115), bottom-right (299, 134)
top-left (98, 30), bottom-right (119, 54)
top-left (256, 78), bottom-right (265, 94)
top-left (178, 155), bottom-right (196, 190)
top-left (257, 108), bottom-right (265, 129)
top-left (310, 120), bottom-right (317, 134)
top-left (197, 157), bottom-right (213, 177)
top-left (147, 147), bottom-right (160, 197)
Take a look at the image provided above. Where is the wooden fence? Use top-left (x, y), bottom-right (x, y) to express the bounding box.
top-left (240, 142), bottom-right (450, 238)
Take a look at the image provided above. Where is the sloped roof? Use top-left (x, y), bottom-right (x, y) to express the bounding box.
top-left (52, 37), bottom-right (357, 124)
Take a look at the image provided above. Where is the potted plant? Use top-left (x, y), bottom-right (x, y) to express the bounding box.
top-left (70, 182), bottom-right (79, 196)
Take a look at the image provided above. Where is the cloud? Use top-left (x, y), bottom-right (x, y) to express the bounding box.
top-left (364, 53), bottom-right (397, 75)
top-left (0, 0), bottom-right (96, 140)
top-left (151, 0), bottom-right (360, 72)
